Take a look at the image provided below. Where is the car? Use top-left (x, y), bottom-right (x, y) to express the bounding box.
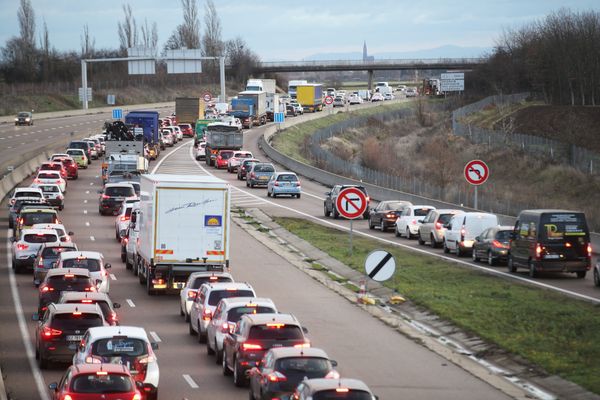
top-left (124, 209), bottom-right (140, 271)
top-left (67, 141), bottom-right (94, 163)
top-left (248, 347), bottom-right (339, 400)
top-left (227, 150), bottom-right (254, 173)
top-left (11, 228), bottom-right (61, 273)
top-left (114, 201), bottom-right (138, 241)
top-left (66, 148), bottom-right (89, 169)
top-left (83, 139), bottom-right (99, 159)
top-left (158, 131), bottom-right (166, 150)
top-left (215, 149), bottom-right (235, 169)
top-left (333, 96), bottom-right (345, 107)
top-left (48, 364), bottom-right (142, 400)
top-left (595, 262), bottom-right (600, 287)
top-left (98, 183), bottom-right (136, 216)
top-left (57, 291), bottom-right (121, 326)
top-left (37, 268), bottom-right (96, 318)
top-left (72, 326), bottom-right (159, 399)
top-left (394, 205), bottom-right (436, 239)
top-left (348, 94), bottom-right (363, 105)
top-left (34, 170), bottom-right (67, 193)
top-left (172, 125), bottom-right (183, 140)
top-left (206, 297), bottom-right (277, 363)
top-left (161, 129), bottom-right (174, 146)
top-left (246, 163), bottom-right (276, 188)
top-left (286, 104), bottom-right (297, 117)
top-left (267, 171), bottom-right (301, 198)
top-left (289, 378), bottom-right (377, 400)
top-left (371, 93), bottom-right (384, 102)
top-left (9, 186), bottom-right (44, 207)
top-left (406, 87), bottom-right (418, 97)
top-left (8, 197), bottom-right (47, 229)
top-left (50, 153), bottom-right (70, 161)
top-left (384, 92), bottom-right (395, 100)
top-left (290, 101), bottom-right (303, 115)
top-left (179, 123), bottom-right (194, 137)
top-left (121, 181), bottom-right (141, 198)
top-left (444, 212), bottom-right (499, 256)
top-left (417, 209), bottom-right (465, 248)
top-left (35, 302), bottom-right (107, 368)
top-left (194, 141), bottom-right (207, 160)
top-left (85, 137), bottom-right (103, 157)
top-left (222, 313), bottom-right (310, 387)
top-left (472, 225), bottom-right (513, 266)
top-left (323, 185), bottom-right (370, 220)
top-left (179, 270), bottom-right (234, 322)
top-left (189, 282), bottom-right (256, 342)
top-left (237, 158), bottom-right (260, 180)
top-left (15, 207), bottom-right (60, 239)
top-left (508, 210), bottom-right (591, 278)
top-left (15, 111), bottom-right (33, 126)
top-left (397, 84), bottom-right (407, 92)
top-left (368, 200), bottom-right (413, 232)
top-left (55, 251), bottom-right (112, 293)
top-left (30, 183), bottom-right (64, 210)
top-left (38, 161), bottom-right (68, 180)
top-left (31, 223), bottom-right (73, 243)
top-left (54, 156), bottom-right (79, 180)
top-left (33, 243), bottom-right (78, 287)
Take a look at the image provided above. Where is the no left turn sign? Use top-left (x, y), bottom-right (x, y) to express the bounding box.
top-left (335, 187), bottom-right (367, 219)
top-left (464, 160), bottom-right (489, 185)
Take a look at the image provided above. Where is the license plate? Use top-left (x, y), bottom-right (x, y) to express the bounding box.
top-left (173, 282), bottom-right (184, 289)
top-left (68, 343), bottom-right (77, 350)
top-left (259, 176), bottom-right (268, 180)
top-left (545, 254), bottom-right (560, 259)
top-left (66, 335), bottom-right (83, 342)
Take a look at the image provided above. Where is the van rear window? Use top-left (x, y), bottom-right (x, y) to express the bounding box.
top-left (540, 213), bottom-right (588, 240)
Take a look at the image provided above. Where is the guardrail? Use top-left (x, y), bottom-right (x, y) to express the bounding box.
top-left (259, 58), bottom-right (487, 68)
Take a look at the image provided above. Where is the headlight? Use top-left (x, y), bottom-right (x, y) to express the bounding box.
top-left (14, 118), bottom-right (18, 121)
top-left (25, 118), bottom-right (30, 121)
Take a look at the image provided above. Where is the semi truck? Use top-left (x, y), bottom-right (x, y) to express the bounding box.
top-left (124, 111), bottom-right (160, 159)
top-left (288, 80), bottom-right (308, 98)
top-left (204, 122), bottom-right (243, 166)
top-left (229, 98), bottom-right (254, 129)
top-left (238, 91), bottom-right (268, 126)
top-left (175, 97), bottom-right (202, 126)
top-left (101, 141), bottom-right (146, 183)
top-left (296, 84), bottom-right (323, 112)
top-left (246, 79), bottom-right (280, 122)
top-left (136, 174), bottom-right (231, 295)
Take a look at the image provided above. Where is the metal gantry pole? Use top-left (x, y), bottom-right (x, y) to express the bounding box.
top-left (219, 57), bottom-right (226, 103)
top-left (81, 60), bottom-right (88, 110)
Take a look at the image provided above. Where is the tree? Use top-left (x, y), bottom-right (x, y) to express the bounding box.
top-left (17, 0), bottom-right (36, 79)
top-left (80, 24), bottom-right (95, 58)
top-left (40, 19), bottom-right (51, 80)
top-left (225, 37), bottom-right (259, 84)
top-left (140, 19), bottom-right (159, 53)
top-left (163, 0), bottom-right (201, 53)
top-left (118, 4), bottom-right (138, 53)
top-left (202, 0), bottom-right (224, 81)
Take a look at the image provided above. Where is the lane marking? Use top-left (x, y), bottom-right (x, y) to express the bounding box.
top-left (83, 199), bottom-right (88, 203)
top-left (148, 331), bottom-right (162, 343)
top-left (83, 210), bottom-right (88, 214)
top-left (5, 229), bottom-right (51, 400)
top-left (85, 190), bottom-right (90, 194)
top-left (85, 222), bottom-right (90, 227)
top-left (90, 236), bottom-right (95, 241)
top-left (126, 299), bottom-right (135, 308)
top-left (109, 273), bottom-right (116, 281)
top-left (89, 182), bottom-right (94, 186)
top-left (182, 374), bottom-right (199, 389)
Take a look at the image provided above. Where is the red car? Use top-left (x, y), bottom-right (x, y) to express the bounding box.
top-left (178, 123), bottom-right (194, 137)
top-left (215, 150), bottom-right (234, 169)
top-left (39, 161), bottom-right (68, 180)
top-left (49, 363), bottom-right (142, 400)
top-left (55, 157), bottom-right (79, 180)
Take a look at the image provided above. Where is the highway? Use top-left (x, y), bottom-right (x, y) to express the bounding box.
top-left (0, 102), bottom-right (597, 400)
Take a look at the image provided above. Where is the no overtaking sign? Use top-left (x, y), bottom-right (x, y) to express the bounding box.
top-left (365, 250), bottom-right (396, 282)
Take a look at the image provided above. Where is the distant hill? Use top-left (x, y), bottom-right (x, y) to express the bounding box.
top-left (303, 45), bottom-right (491, 61)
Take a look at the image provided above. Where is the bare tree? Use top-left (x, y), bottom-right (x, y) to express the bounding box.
top-left (180, 0), bottom-right (201, 48)
top-left (16, 0), bottom-right (36, 78)
top-left (202, 0), bottom-right (223, 81)
top-left (80, 24), bottom-right (95, 58)
top-left (40, 19), bottom-right (51, 80)
top-left (225, 37), bottom-right (259, 84)
top-left (118, 4), bottom-right (138, 53)
top-left (140, 19), bottom-right (159, 53)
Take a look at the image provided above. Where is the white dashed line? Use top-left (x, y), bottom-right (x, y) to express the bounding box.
top-left (83, 210), bottom-right (88, 214)
top-left (149, 331), bottom-right (162, 343)
top-left (0, 137), bottom-right (4, 140)
top-left (20, 142), bottom-right (25, 145)
top-left (85, 222), bottom-right (90, 227)
top-left (109, 274), bottom-right (116, 281)
top-left (7, 146), bottom-right (12, 149)
top-left (89, 182), bottom-right (94, 186)
top-left (8, 136), bottom-right (12, 138)
top-left (126, 299), bottom-right (135, 308)
top-left (182, 375), bottom-right (199, 389)
top-left (89, 236), bottom-right (95, 241)
top-left (84, 199), bottom-right (88, 203)
top-left (85, 190), bottom-right (90, 194)
top-left (15, 134), bottom-right (20, 137)
top-left (95, 175), bottom-right (99, 178)
top-left (51, 127), bottom-right (56, 130)
top-left (48, 135), bottom-right (53, 138)
top-left (44, 129), bottom-right (49, 131)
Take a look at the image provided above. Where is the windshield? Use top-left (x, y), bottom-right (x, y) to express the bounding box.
top-left (15, 191), bottom-right (42, 198)
top-left (70, 373), bottom-right (132, 394)
top-left (208, 289), bottom-right (255, 306)
top-left (62, 258), bottom-right (101, 272)
top-left (414, 208), bottom-right (432, 217)
top-left (92, 337), bottom-right (148, 358)
top-left (23, 233), bottom-right (58, 243)
top-left (37, 172), bottom-right (60, 179)
top-left (277, 174), bottom-right (298, 182)
top-left (227, 306), bottom-right (276, 323)
top-left (18, 112), bottom-right (30, 117)
top-left (539, 213), bottom-right (588, 240)
top-left (105, 187), bottom-right (134, 197)
top-left (248, 325), bottom-right (303, 340)
top-left (42, 246), bottom-right (76, 258)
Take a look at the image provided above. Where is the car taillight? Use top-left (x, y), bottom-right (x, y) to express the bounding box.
top-left (492, 240), bottom-right (509, 249)
top-left (123, 237), bottom-right (129, 244)
top-left (293, 342), bottom-right (311, 348)
top-left (16, 243), bottom-right (29, 250)
top-left (64, 395), bottom-right (73, 400)
top-left (101, 194), bottom-right (110, 199)
top-left (138, 354), bottom-right (156, 364)
top-left (385, 213), bottom-right (395, 219)
top-left (202, 308), bottom-right (212, 321)
top-left (57, 195), bottom-right (63, 200)
top-left (42, 326), bottom-right (62, 338)
top-left (110, 311), bottom-right (118, 323)
top-left (187, 290), bottom-right (197, 300)
top-left (587, 244), bottom-right (592, 257)
top-left (40, 285), bottom-right (54, 292)
top-left (242, 343), bottom-right (262, 351)
top-left (411, 219), bottom-right (418, 225)
top-left (435, 222), bottom-right (443, 230)
top-left (460, 226), bottom-right (466, 242)
top-left (133, 393), bottom-right (142, 400)
top-left (267, 371), bottom-right (287, 382)
top-left (336, 388), bottom-right (350, 393)
top-left (535, 243), bottom-right (543, 259)
top-left (84, 286), bottom-right (96, 292)
top-left (120, 216), bottom-right (130, 221)
top-left (34, 179), bottom-right (41, 183)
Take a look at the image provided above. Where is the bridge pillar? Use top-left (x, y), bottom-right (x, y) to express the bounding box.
top-left (367, 70), bottom-right (373, 91)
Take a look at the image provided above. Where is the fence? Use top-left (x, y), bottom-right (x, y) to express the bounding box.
top-left (452, 93), bottom-right (600, 174)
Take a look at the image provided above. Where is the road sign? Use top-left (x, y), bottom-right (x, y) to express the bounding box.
top-left (365, 250), bottom-right (396, 282)
top-left (78, 87), bottom-right (92, 102)
top-left (324, 95), bottom-right (334, 105)
top-left (335, 187), bottom-right (368, 219)
top-left (202, 92), bottom-right (212, 102)
top-left (274, 112), bottom-right (285, 123)
top-left (464, 160), bottom-right (489, 185)
top-left (112, 108), bottom-right (123, 119)
top-left (441, 72), bottom-right (465, 92)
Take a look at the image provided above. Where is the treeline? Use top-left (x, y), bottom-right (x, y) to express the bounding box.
top-left (469, 8), bottom-right (600, 105)
top-left (0, 0), bottom-right (259, 86)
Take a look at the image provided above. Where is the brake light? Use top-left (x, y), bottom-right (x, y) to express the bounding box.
top-left (40, 285), bottom-right (54, 292)
top-left (110, 312), bottom-right (118, 323)
top-left (81, 299), bottom-right (93, 303)
top-left (242, 343), bottom-right (262, 351)
top-left (336, 388), bottom-right (350, 393)
top-left (535, 243), bottom-right (543, 259)
top-left (133, 393), bottom-right (142, 400)
top-left (96, 371), bottom-right (108, 376)
top-left (72, 311), bottom-right (82, 316)
top-left (435, 222), bottom-right (443, 230)
top-left (16, 243), bottom-right (29, 250)
top-left (266, 323), bottom-right (285, 328)
top-left (42, 326), bottom-right (62, 338)
top-left (460, 226), bottom-right (466, 242)
top-left (267, 371), bottom-right (287, 382)
top-left (293, 342), bottom-right (311, 348)
top-left (187, 290), bottom-right (197, 300)
top-left (85, 286), bottom-right (96, 292)
top-left (65, 274), bottom-right (74, 278)
top-left (273, 182), bottom-right (279, 186)
top-left (587, 244), bottom-right (592, 257)
top-left (202, 308), bottom-right (212, 321)
top-left (492, 240), bottom-right (509, 249)
top-left (138, 354), bottom-right (156, 364)
top-left (64, 395), bottom-right (73, 400)
top-left (249, 172), bottom-right (255, 178)
top-left (411, 219), bottom-right (418, 225)
top-left (120, 216), bottom-right (130, 222)
top-left (123, 237), bottom-right (129, 244)
top-left (85, 355), bottom-right (102, 364)
top-left (209, 276), bottom-right (218, 281)
top-left (101, 194), bottom-right (110, 199)
top-left (55, 180), bottom-right (61, 184)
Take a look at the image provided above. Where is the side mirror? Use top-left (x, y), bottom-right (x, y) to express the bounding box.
top-left (330, 359), bottom-right (338, 367)
top-left (105, 263), bottom-right (111, 269)
top-left (51, 261), bottom-right (58, 268)
top-left (509, 232), bottom-right (517, 240)
top-left (475, 236), bottom-right (480, 242)
top-left (302, 326), bottom-right (309, 334)
top-left (135, 381), bottom-right (144, 390)
top-left (113, 302), bottom-right (121, 309)
top-left (151, 342), bottom-right (159, 350)
top-left (48, 382), bottom-right (58, 391)
top-left (68, 231), bottom-right (74, 236)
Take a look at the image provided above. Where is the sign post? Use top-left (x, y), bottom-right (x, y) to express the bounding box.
top-left (464, 159), bottom-right (489, 209)
top-left (335, 187), bottom-right (368, 255)
top-left (324, 95), bottom-right (334, 115)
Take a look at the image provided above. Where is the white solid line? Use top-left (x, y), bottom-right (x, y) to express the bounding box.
top-left (126, 299), bottom-right (135, 308)
top-left (109, 273), bottom-right (117, 281)
top-left (182, 374), bottom-right (199, 389)
top-left (6, 229), bottom-right (51, 400)
top-left (90, 236), bottom-right (95, 241)
top-left (150, 142), bottom-right (190, 173)
top-left (85, 222), bottom-right (90, 227)
top-left (148, 331), bottom-right (162, 343)
top-left (83, 210), bottom-right (88, 214)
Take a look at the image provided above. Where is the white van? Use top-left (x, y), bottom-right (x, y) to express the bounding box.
top-left (443, 212), bottom-right (498, 256)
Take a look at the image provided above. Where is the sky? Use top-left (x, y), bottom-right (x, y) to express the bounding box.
top-left (0, 0), bottom-right (598, 60)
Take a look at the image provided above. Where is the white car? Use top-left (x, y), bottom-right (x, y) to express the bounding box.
top-left (34, 171), bottom-right (66, 193)
top-left (11, 228), bottom-right (60, 273)
top-left (395, 205), bottom-right (436, 239)
top-left (171, 125), bottom-right (183, 141)
top-left (31, 223), bottom-right (73, 243)
top-left (348, 94), bottom-right (363, 105)
top-left (290, 102), bottom-right (303, 115)
top-left (194, 141), bottom-right (207, 160)
top-left (30, 183), bottom-right (64, 210)
top-left (384, 92), bottom-right (395, 101)
top-left (206, 297), bottom-right (277, 363)
top-left (72, 326), bottom-right (159, 400)
top-left (371, 93), bottom-right (384, 102)
top-left (161, 130), bottom-right (174, 146)
top-left (125, 209), bottom-right (140, 271)
top-left (179, 271), bottom-right (234, 321)
top-left (9, 187), bottom-right (44, 206)
top-left (227, 150), bottom-right (253, 173)
top-left (56, 251), bottom-right (112, 293)
top-left (406, 87), bottom-right (418, 97)
top-left (114, 201), bottom-right (138, 241)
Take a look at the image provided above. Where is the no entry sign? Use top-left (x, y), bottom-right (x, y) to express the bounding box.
top-left (335, 187), bottom-right (367, 219)
top-left (365, 250), bottom-right (396, 282)
top-left (464, 160), bottom-right (489, 185)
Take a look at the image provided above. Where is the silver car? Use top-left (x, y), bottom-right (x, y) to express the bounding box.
top-left (246, 163), bottom-right (276, 188)
top-left (417, 209), bottom-right (465, 248)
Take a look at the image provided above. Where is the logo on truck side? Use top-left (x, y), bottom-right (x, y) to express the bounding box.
top-left (205, 215), bottom-right (222, 227)
top-left (165, 199), bottom-right (215, 214)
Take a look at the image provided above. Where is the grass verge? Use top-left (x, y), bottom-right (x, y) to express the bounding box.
top-left (274, 216), bottom-right (600, 394)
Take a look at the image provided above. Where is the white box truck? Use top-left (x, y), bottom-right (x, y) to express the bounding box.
top-left (137, 174), bottom-right (230, 295)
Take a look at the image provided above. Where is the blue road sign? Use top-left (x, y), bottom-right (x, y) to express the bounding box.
top-left (274, 112), bottom-right (285, 123)
top-left (112, 108), bottom-right (123, 119)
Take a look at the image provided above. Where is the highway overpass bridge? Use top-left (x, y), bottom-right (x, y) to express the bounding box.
top-left (243, 58), bottom-right (486, 89)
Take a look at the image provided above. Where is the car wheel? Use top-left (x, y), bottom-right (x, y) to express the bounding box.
top-left (189, 319), bottom-right (197, 336)
top-left (417, 232), bottom-right (425, 245)
top-left (405, 228), bottom-right (411, 240)
top-left (250, 182), bottom-right (254, 188)
top-left (59, 205), bottom-right (64, 211)
top-left (528, 261), bottom-right (537, 278)
top-left (267, 190), bottom-right (271, 197)
top-left (115, 231), bottom-right (120, 241)
top-left (207, 338), bottom-right (215, 355)
top-left (121, 249), bottom-right (126, 262)
top-left (507, 255), bottom-right (517, 272)
top-left (125, 256), bottom-right (133, 270)
top-left (215, 341), bottom-right (223, 364)
top-left (443, 240), bottom-right (450, 254)
top-left (368, 218), bottom-right (374, 230)
top-left (180, 304), bottom-right (184, 317)
top-left (472, 249), bottom-right (479, 262)
top-left (249, 387), bottom-right (257, 400)
top-left (297, 193), bottom-right (301, 199)
top-left (594, 268), bottom-right (600, 287)
top-left (246, 181), bottom-right (250, 187)
top-left (333, 208), bottom-right (339, 219)
top-left (38, 349), bottom-right (48, 369)
top-left (198, 325), bottom-right (207, 343)
top-left (222, 351), bottom-right (232, 376)
top-left (233, 359), bottom-right (247, 387)
top-left (380, 221), bottom-right (386, 232)
top-left (576, 271), bottom-right (586, 279)
top-left (272, 193), bottom-right (277, 198)
top-left (324, 204), bottom-right (330, 217)
top-left (455, 245), bottom-right (463, 257)
top-left (487, 251), bottom-right (496, 266)
top-left (394, 225), bottom-right (401, 237)
top-left (430, 235), bottom-right (437, 248)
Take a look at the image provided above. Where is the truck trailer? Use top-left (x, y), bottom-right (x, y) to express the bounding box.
top-left (124, 111), bottom-right (161, 159)
top-left (296, 84), bottom-right (323, 113)
top-left (238, 91), bottom-right (268, 126)
top-left (204, 122), bottom-right (243, 166)
top-left (175, 97), bottom-right (202, 126)
top-left (136, 174), bottom-right (231, 295)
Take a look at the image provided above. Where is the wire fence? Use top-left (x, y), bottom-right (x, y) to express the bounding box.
top-left (452, 93), bottom-right (600, 174)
